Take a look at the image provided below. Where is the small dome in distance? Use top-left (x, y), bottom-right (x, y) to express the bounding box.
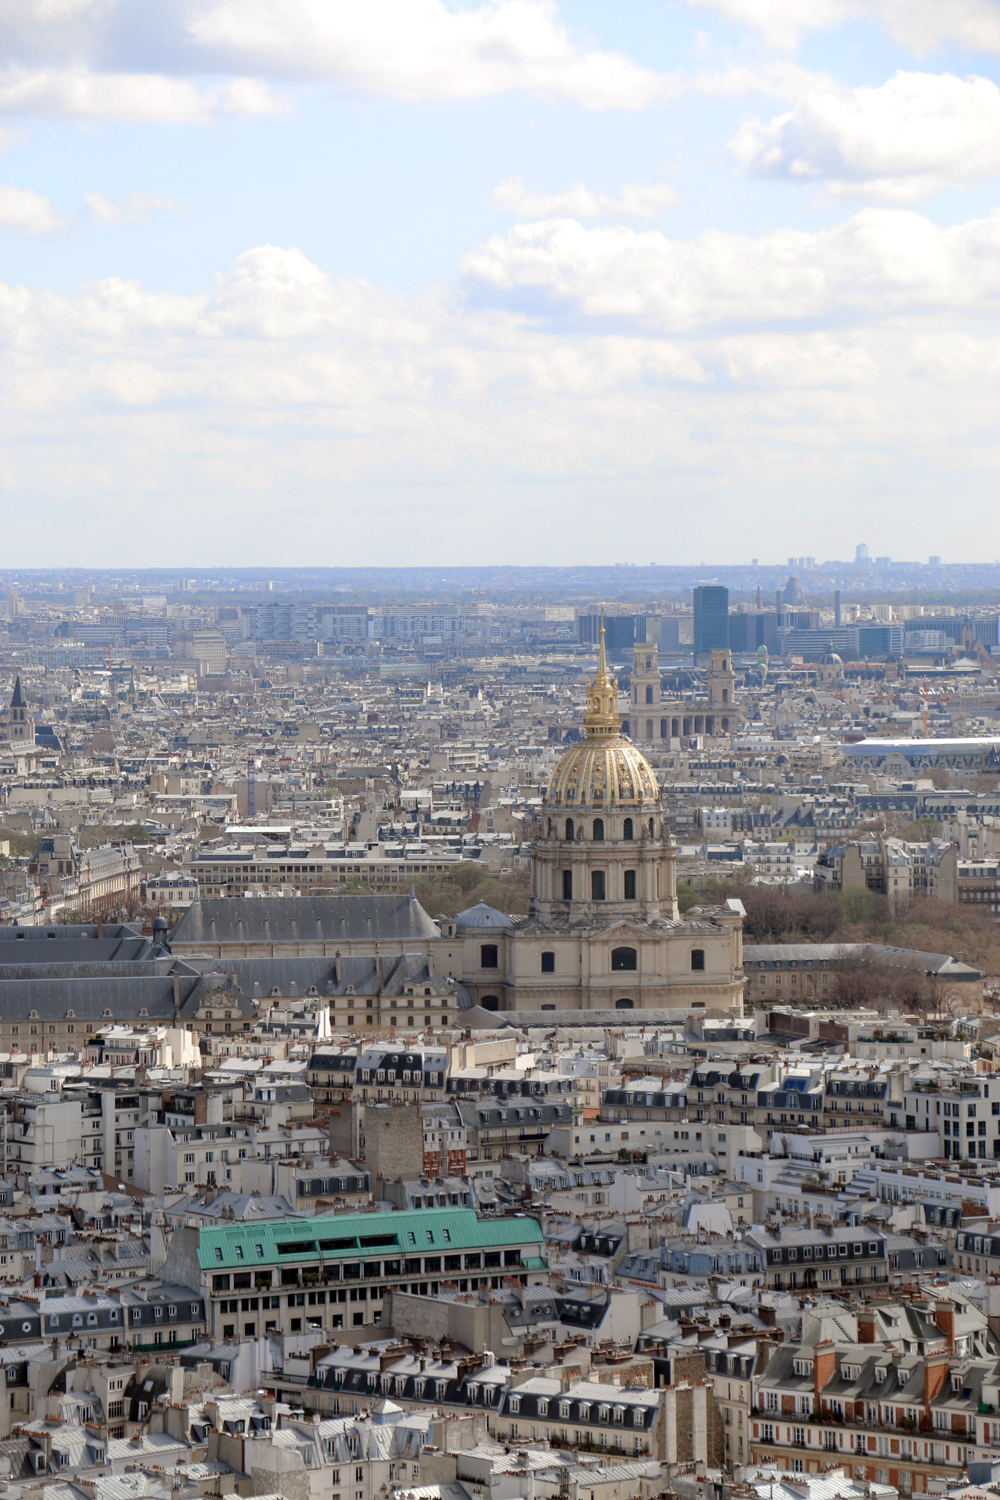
top-left (455, 900), bottom-right (513, 930)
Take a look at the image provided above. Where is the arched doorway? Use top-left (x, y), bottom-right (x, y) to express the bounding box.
top-left (481, 995), bottom-right (499, 1011)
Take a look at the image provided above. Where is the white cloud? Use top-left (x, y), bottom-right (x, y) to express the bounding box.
top-left (184, 0), bottom-right (667, 108)
top-left (687, 0), bottom-right (1000, 54)
top-left (0, 182), bottom-right (65, 234)
top-left (732, 71), bottom-right (1000, 202)
top-left (0, 1), bottom-right (670, 113)
top-left (0, 0), bottom-right (834, 124)
top-left (0, 241), bottom-right (995, 564)
top-left (491, 176), bottom-right (679, 220)
top-left (460, 209), bottom-right (1000, 331)
top-left (0, 66), bottom-right (287, 121)
top-left (84, 190), bottom-right (186, 224)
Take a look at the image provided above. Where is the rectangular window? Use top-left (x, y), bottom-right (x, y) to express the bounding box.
top-left (624, 870), bottom-right (636, 900)
top-left (480, 945), bottom-right (498, 969)
top-left (562, 870), bottom-right (572, 900)
top-left (591, 870), bottom-right (606, 902)
top-left (541, 951), bottom-right (555, 973)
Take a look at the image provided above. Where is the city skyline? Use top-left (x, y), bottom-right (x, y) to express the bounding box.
top-left (0, 2), bottom-right (996, 565)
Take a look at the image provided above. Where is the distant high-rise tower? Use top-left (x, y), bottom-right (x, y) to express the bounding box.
top-left (855, 544), bottom-right (870, 564)
top-left (693, 586), bottom-right (729, 657)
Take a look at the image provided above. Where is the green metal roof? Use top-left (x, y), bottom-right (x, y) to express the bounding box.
top-left (197, 1207), bottom-right (543, 1272)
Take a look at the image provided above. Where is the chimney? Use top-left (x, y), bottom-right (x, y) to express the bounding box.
top-left (924, 1350), bottom-right (949, 1409)
top-left (858, 1311), bottom-right (877, 1344)
top-left (933, 1301), bottom-right (955, 1355)
top-left (814, 1341), bottom-right (836, 1405)
top-left (759, 1305), bottom-right (776, 1328)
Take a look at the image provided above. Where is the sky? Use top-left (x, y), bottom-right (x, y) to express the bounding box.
top-left (0, 0), bottom-right (998, 568)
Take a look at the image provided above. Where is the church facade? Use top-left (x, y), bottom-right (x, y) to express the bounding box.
top-left (440, 630), bottom-right (746, 1016)
top-left (622, 641), bottom-right (740, 745)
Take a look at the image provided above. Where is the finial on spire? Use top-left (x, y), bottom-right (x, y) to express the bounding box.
top-left (584, 616), bottom-right (620, 738)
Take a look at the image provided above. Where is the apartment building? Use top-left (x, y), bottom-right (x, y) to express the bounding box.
top-left (957, 859), bottom-right (1000, 919)
top-left (823, 1072), bottom-right (890, 1130)
top-left (814, 837), bottom-right (958, 906)
top-left (744, 1225), bottom-right (889, 1293)
top-left (456, 1099), bottom-right (574, 1176)
top-left (894, 1073), bottom-right (1000, 1162)
top-left (421, 1103), bottom-right (467, 1177)
top-left (751, 1298), bottom-right (996, 1491)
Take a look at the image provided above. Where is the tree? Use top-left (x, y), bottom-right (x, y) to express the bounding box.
top-left (831, 953), bottom-right (892, 1008)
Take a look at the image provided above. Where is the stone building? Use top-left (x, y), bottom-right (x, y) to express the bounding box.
top-left (438, 629), bottom-right (745, 1015)
top-left (621, 641), bottom-right (740, 745)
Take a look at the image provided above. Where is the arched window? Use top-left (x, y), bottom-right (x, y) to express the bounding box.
top-left (481, 995), bottom-right (499, 1012)
top-left (593, 819), bottom-right (604, 841)
top-left (611, 947), bottom-right (638, 971)
top-left (648, 818), bottom-right (655, 839)
top-left (645, 686), bottom-right (654, 704)
top-left (691, 949), bottom-right (705, 971)
top-left (660, 719), bottom-right (668, 739)
top-left (622, 719), bottom-right (630, 736)
top-left (623, 818), bottom-right (633, 841)
top-left (565, 818), bottom-right (575, 842)
top-left (615, 998), bottom-right (634, 1011)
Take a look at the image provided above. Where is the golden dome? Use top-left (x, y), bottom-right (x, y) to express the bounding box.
top-left (545, 623), bottom-right (660, 808)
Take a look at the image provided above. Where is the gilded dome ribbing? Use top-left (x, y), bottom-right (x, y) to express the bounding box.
top-left (545, 624), bottom-right (659, 808)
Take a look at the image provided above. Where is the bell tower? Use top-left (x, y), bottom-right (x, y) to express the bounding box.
top-left (8, 674), bottom-right (34, 747)
top-left (630, 641), bottom-right (661, 741)
top-left (706, 648), bottom-right (735, 711)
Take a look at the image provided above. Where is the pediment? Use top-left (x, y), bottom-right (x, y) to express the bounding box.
top-left (588, 920), bottom-right (651, 941)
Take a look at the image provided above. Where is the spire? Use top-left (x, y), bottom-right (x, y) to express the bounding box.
top-left (584, 619), bottom-right (621, 739)
top-left (9, 674), bottom-right (23, 710)
top-left (597, 617), bottom-right (609, 684)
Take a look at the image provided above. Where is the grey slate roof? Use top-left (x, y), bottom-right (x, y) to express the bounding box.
top-left (745, 940), bottom-right (982, 980)
top-left (0, 925), bottom-right (164, 965)
top-left (0, 970), bottom-right (250, 1022)
top-left (171, 895), bottom-right (440, 948)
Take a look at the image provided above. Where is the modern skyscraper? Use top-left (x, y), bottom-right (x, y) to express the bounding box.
top-left (693, 585), bottom-right (729, 656)
top-left (855, 543), bottom-right (870, 564)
